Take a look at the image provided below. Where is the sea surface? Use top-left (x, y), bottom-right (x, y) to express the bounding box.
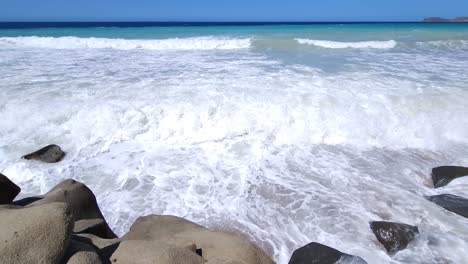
top-left (1, 22), bottom-right (468, 263)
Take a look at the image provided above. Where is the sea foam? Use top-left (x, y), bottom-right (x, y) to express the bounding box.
top-left (295, 39), bottom-right (397, 49)
top-left (1, 26), bottom-right (468, 264)
top-left (0, 36), bottom-right (252, 50)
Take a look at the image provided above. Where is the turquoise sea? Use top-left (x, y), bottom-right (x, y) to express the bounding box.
top-left (0, 23), bottom-right (468, 263)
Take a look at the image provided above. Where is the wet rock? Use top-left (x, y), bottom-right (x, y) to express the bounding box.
top-left (27, 179), bottom-right (117, 238)
top-left (122, 215), bottom-right (274, 264)
top-left (61, 239), bottom-right (102, 264)
top-left (108, 240), bottom-right (204, 264)
top-left (427, 194), bottom-right (468, 218)
top-left (288, 242), bottom-right (367, 264)
top-left (0, 173), bottom-right (20, 204)
top-left (0, 202), bottom-right (73, 264)
top-left (432, 166), bottom-right (468, 188)
top-left (370, 221), bottom-right (419, 255)
top-left (22, 144), bottom-right (65, 163)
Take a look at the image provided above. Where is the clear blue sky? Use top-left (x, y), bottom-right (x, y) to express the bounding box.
top-left (1, 0), bottom-right (467, 22)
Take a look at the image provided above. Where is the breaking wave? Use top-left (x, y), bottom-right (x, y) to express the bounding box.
top-left (295, 39), bottom-right (397, 49)
top-left (0, 36), bottom-right (252, 50)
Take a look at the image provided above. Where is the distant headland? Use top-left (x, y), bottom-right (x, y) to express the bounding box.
top-left (423, 17), bottom-right (468, 22)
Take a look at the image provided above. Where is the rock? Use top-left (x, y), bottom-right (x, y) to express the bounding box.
top-left (12, 196), bottom-right (43, 206)
top-left (432, 166), bottom-right (468, 188)
top-left (108, 240), bottom-right (204, 264)
top-left (61, 239), bottom-right (102, 264)
top-left (427, 194), bottom-right (468, 218)
top-left (73, 234), bottom-right (120, 250)
top-left (22, 144), bottom-right (65, 163)
top-left (74, 219), bottom-right (108, 238)
top-left (288, 242), bottom-right (367, 264)
top-left (0, 173), bottom-right (20, 204)
top-left (122, 215), bottom-right (274, 264)
top-left (0, 202), bottom-right (73, 264)
top-left (370, 221), bottom-right (419, 255)
top-left (27, 179), bottom-right (117, 238)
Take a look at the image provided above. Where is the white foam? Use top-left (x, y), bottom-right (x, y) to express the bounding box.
top-left (416, 40), bottom-right (468, 49)
top-left (0, 36), bottom-right (252, 50)
top-left (296, 39), bottom-right (397, 49)
top-left (1, 34), bottom-right (468, 264)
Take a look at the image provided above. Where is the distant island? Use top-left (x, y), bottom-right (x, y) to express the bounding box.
top-left (423, 17), bottom-right (468, 22)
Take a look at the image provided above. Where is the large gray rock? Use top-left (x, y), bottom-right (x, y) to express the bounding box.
top-left (108, 240), bottom-right (204, 264)
top-left (61, 239), bottom-right (102, 264)
top-left (370, 221), bottom-right (419, 255)
top-left (288, 242), bottom-right (367, 264)
top-left (0, 174), bottom-right (20, 204)
top-left (26, 179), bottom-right (117, 239)
top-left (122, 215), bottom-right (274, 264)
top-left (427, 194), bottom-right (468, 218)
top-left (22, 144), bottom-right (65, 163)
top-left (0, 202), bottom-right (73, 264)
top-left (432, 166), bottom-right (468, 188)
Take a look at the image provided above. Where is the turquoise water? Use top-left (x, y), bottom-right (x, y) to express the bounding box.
top-left (1, 23), bottom-right (468, 263)
top-left (1, 23), bottom-right (468, 39)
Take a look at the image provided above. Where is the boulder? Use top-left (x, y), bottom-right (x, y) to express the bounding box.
top-left (74, 219), bottom-right (108, 238)
top-left (122, 215), bottom-right (274, 264)
top-left (0, 202), bottom-right (73, 264)
top-left (61, 239), bottom-right (102, 264)
top-left (427, 194), bottom-right (468, 218)
top-left (370, 221), bottom-right (419, 255)
top-left (431, 166), bottom-right (468, 188)
top-left (0, 174), bottom-right (20, 204)
top-left (288, 242), bottom-right (367, 264)
top-left (22, 144), bottom-right (65, 163)
top-left (27, 179), bottom-right (117, 238)
top-left (73, 234), bottom-right (120, 250)
top-left (107, 240), bottom-right (204, 264)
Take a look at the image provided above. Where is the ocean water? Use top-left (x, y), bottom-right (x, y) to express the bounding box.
top-left (1, 22), bottom-right (468, 263)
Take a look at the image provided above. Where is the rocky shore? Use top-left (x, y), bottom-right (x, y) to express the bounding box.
top-left (1, 145), bottom-right (468, 263)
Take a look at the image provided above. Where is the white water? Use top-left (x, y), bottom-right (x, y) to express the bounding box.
top-left (296, 39), bottom-right (398, 49)
top-left (1, 34), bottom-right (468, 264)
top-left (0, 36), bottom-right (252, 50)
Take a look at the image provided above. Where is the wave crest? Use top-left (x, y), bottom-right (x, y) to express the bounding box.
top-left (295, 39), bottom-right (397, 49)
top-left (0, 36), bottom-right (252, 50)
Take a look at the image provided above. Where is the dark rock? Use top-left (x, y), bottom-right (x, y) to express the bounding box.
top-left (22, 144), bottom-right (65, 163)
top-left (27, 179), bottom-right (117, 238)
top-left (432, 166), bottom-right (468, 188)
top-left (74, 219), bottom-right (108, 238)
top-left (0, 174), bottom-right (20, 204)
top-left (288, 242), bottom-right (367, 264)
top-left (370, 221), bottom-right (419, 255)
top-left (61, 239), bottom-right (102, 264)
top-left (12, 196), bottom-right (43, 206)
top-left (0, 202), bottom-right (73, 264)
top-left (73, 233), bottom-right (120, 250)
top-left (427, 194), bottom-right (468, 218)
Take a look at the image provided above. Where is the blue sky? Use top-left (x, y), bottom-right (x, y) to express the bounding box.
top-left (1, 0), bottom-right (467, 22)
